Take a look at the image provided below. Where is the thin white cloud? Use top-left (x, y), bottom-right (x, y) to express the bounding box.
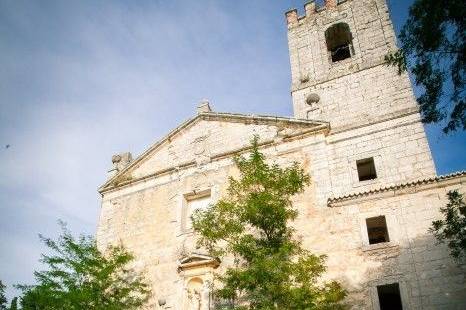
top-left (0, 0), bottom-right (465, 302)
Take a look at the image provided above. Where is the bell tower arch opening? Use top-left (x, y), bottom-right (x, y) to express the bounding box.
top-left (325, 22), bottom-right (354, 63)
top-left (285, 0), bottom-right (419, 130)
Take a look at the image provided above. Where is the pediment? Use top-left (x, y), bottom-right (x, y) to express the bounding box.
top-left (179, 253), bottom-right (216, 265)
top-left (178, 253), bottom-right (220, 272)
top-left (99, 112), bottom-right (328, 193)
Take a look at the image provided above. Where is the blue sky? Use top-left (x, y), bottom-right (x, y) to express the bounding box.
top-left (0, 0), bottom-right (465, 300)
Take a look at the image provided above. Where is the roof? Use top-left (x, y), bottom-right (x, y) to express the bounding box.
top-left (327, 171), bottom-right (466, 206)
top-left (99, 111), bottom-right (329, 193)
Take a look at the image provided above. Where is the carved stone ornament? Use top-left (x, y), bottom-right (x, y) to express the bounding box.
top-left (306, 93), bottom-right (320, 105)
top-left (193, 136), bottom-right (207, 155)
top-left (178, 253), bottom-right (220, 273)
top-left (179, 254), bottom-right (220, 310)
top-left (111, 154), bottom-right (122, 163)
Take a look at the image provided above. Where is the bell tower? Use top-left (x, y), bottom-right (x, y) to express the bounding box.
top-left (286, 0), bottom-right (419, 130)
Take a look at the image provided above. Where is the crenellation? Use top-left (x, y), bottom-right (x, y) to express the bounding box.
top-left (324, 0), bottom-right (339, 9)
top-left (304, 1), bottom-right (317, 17)
top-left (285, 8), bottom-right (298, 27)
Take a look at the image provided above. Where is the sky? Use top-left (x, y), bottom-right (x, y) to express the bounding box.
top-left (0, 0), bottom-right (465, 301)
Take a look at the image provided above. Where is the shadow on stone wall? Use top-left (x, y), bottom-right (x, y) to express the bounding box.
top-left (336, 235), bottom-right (466, 309)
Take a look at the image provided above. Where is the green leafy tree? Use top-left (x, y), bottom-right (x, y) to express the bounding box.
top-left (8, 298), bottom-right (17, 310)
top-left (192, 137), bottom-right (346, 309)
top-left (385, 0), bottom-right (465, 133)
top-left (430, 190), bottom-right (466, 260)
top-left (17, 223), bottom-right (151, 310)
top-left (0, 281), bottom-right (7, 310)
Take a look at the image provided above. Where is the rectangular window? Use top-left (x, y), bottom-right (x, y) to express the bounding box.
top-left (356, 157), bottom-right (377, 181)
top-left (366, 216), bottom-right (389, 245)
top-left (185, 193), bottom-right (211, 230)
top-left (377, 283), bottom-right (403, 310)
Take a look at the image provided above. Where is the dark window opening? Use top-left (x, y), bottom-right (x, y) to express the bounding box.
top-left (377, 283), bottom-right (403, 310)
top-left (331, 44), bottom-right (351, 62)
top-left (357, 157), bottom-right (377, 181)
top-left (325, 23), bottom-right (354, 63)
top-left (366, 216), bottom-right (390, 245)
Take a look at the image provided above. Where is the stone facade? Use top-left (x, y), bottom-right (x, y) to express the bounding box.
top-left (287, 0), bottom-right (401, 129)
top-left (97, 1), bottom-right (466, 309)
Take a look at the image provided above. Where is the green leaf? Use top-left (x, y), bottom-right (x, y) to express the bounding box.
top-left (430, 190), bottom-right (466, 260)
top-left (17, 222), bottom-right (151, 309)
top-left (385, 0), bottom-right (465, 133)
top-left (192, 136), bottom-right (346, 309)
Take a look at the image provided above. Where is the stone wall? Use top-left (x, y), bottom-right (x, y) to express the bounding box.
top-left (316, 175), bottom-right (466, 309)
top-left (95, 1), bottom-right (464, 309)
top-left (130, 116), bottom-right (321, 180)
top-left (323, 113), bottom-right (436, 200)
top-left (291, 66), bottom-right (418, 129)
top-left (286, 0), bottom-right (412, 130)
top-left (97, 127), bottom-right (327, 308)
top-left (98, 163), bottom-right (236, 309)
top-left (96, 120), bottom-right (464, 309)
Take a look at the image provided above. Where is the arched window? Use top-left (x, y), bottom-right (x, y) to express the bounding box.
top-left (325, 23), bottom-right (354, 62)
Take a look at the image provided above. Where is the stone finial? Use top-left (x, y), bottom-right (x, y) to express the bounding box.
top-left (108, 152), bottom-right (133, 178)
top-left (197, 99), bottom-right (212, 114)
top-left (285, 9), bottom-right (298, 26)
top-left (304, 1), bottom-right (316, 16)
top-left (325, 0), bottom-right (338, 8)
top-left (306, 93), bottom-right (320, 105)
top-left (111, 154), bottom-right (122, 164)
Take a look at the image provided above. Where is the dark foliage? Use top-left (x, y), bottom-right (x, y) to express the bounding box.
top-left (430, 190), bottom-right (466, 260)
top-left (8, 298), bottom-right (17, 310)
top-left (0, 281), bottom-right (7, 310)
top-left (385, 0), bottom-right (465, 133)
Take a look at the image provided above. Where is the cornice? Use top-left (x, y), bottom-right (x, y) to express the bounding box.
top-left (328, 171), bottom-right (466, 207)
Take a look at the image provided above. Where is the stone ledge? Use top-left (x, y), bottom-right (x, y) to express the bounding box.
top-left (327, 107), bottom-right (420, 140)
top-left (328, 170), bottom-right (466, 207)
top-left (361, 241), bottom-right (399, 253)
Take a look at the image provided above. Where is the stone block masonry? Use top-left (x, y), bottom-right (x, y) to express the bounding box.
top-left (96, 1), bottom-right (466, 309)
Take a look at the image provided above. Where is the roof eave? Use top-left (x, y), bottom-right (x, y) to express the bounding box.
top-left (327, 171), bottom-right (466, 207)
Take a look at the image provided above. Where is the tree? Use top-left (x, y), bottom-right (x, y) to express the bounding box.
top-left (430, 190), bottom-right (466, 260)
top-left (8, 298), bottom-right (17, 310)
top-left (17, 223), bottom-right (151, 310)
top-left (385, 0), bottom-right (465, 133)
top-left (192, 137), bottom-right (346, 309)
top-left (0, 281), bottom-right (7, 310)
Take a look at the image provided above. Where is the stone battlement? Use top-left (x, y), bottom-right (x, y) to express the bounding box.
top-left (286, 0), bottom-right (405, 130)
top-left (286, 0), bottom-right (349, 26)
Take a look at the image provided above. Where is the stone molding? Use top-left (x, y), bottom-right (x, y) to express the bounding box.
top-left (291, 61), bottom-right (388, 93)
top-left (99, 129), bottom-right (327, 196)
top-left (178, 254), bottom-right (220, 273)
top-left (327, 107), bottom-right (419, 139)
top-left (99, 112), bottom-right (329, 194)
top-left (328, 171), bottom-right (466, 207)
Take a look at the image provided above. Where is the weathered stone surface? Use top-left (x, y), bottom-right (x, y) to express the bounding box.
top-left (97, 1), bottom-right (466, 309)
top-left (288, 0), bottom-right (403, 130)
